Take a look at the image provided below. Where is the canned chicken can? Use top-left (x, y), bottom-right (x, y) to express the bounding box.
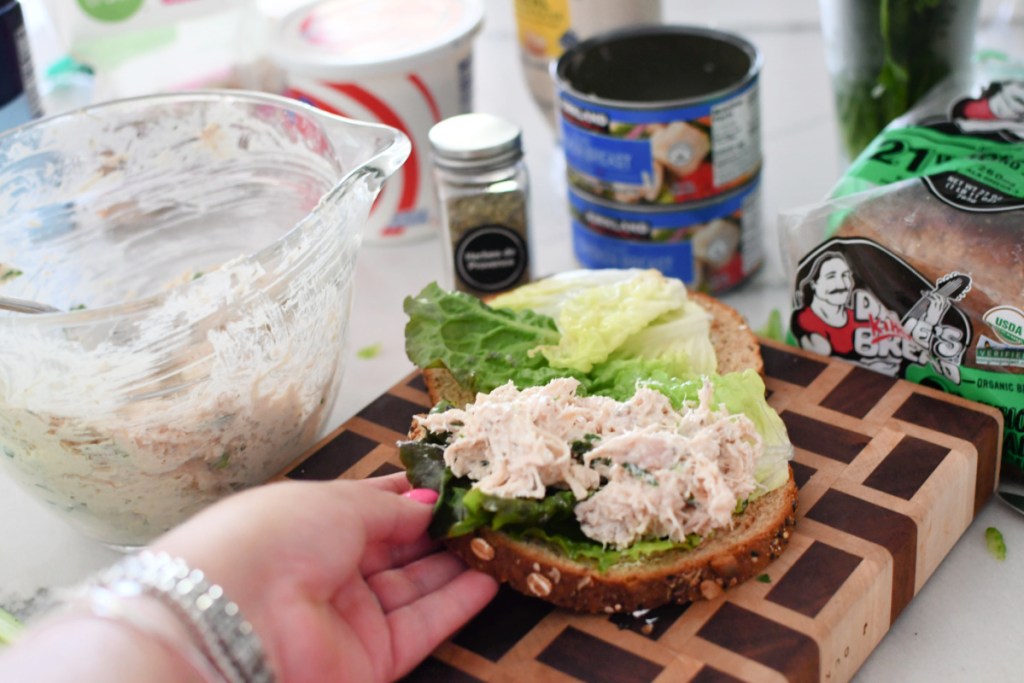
top-left (570, 175), bottom-right (763, 293)
top-left (271, 0), bottom-right (484, 244)
top-left (554, 25), bottom-right (762, 206)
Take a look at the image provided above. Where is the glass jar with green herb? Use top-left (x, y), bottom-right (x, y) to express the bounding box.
top-left (819, 0), bottom-right (980, 162)
top-left (428, 113), bottom-right (533, 297)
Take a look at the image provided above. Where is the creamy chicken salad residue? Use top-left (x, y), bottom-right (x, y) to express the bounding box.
top-left (416, 377), bottom-right (761, 550)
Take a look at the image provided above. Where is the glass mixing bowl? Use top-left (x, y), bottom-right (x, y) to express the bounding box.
top-left (0, 91), bottom-right (409, 547)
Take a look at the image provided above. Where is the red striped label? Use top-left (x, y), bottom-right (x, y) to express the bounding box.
top-left (328, 83), bottom-right (419, 213)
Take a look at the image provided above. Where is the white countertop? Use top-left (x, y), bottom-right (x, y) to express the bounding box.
top-left (3, 2), bottom-right (1023, 681)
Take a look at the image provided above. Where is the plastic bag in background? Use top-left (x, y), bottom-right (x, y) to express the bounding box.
top-left (39, 0), bottom-right (265, 102)
top-left (779, 53), bottom-right (1024, 482)
top-left (830, 51), bottom-right (1024, 199)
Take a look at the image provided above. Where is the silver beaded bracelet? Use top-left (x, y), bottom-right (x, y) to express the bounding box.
top-left (82, 551), bottom-right (276, 683)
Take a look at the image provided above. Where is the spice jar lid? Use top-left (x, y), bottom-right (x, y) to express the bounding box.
top-left (428, 113), bottom-right (523, 170)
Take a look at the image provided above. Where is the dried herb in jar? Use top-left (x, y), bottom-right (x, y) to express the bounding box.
top-left (428, 113), bottom-right (533, 297)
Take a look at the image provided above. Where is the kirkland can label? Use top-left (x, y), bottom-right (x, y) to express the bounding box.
top-left (555, 26), bottom-right (762, 206)
top-left (570, 176), bottom-right (763, 293)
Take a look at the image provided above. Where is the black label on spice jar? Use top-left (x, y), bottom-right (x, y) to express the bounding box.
top-left (454, 224), bottom-right (529, 293)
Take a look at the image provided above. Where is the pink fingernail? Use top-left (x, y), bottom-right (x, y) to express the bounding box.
top-left (402, 488), bottom-right (439, 504)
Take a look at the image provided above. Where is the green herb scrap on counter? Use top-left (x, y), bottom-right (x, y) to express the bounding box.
top-left (986, 526), bottom-right (1006, 561)
top-left (0, 606), bottom-right (22, 646)
top-left (356, 343), bottom-right (382, 360)
top-left (755, 309), bottom-right (785, 343)
top-left (0, 265), bottom-right (22, 283)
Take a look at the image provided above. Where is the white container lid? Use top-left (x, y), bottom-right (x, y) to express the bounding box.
top-left (271, 0), bottom-right (485, 79)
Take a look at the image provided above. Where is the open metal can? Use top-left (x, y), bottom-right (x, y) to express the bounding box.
top-left (554, 25), bottom-right (762, 206)
top-left (569, 174), bottom-right (763, 294)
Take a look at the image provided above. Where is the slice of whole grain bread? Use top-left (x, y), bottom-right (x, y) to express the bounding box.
top-left (444, 468), bottom-right (797, 613)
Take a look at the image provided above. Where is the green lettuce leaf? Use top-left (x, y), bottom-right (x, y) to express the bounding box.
top-left (516, 526), bottom-right (703, 572)
top-left (402, 275), bottom-right (793, 551)
top-left (404, 282), bottom-right (570, 395)
top-left (398, 438), bottom-right (447, 491)
top-left (616, 300), bottom-right (716, 376)
top-left (755, 308), bottom-right (785, 343)
top-left (462, 487), bottom-right (577, 533)
top-left (489, 268), bottom-right (711, 374)
top-left (405, 276), bottom-right (717, 396)
top-left (400, 435), bottom-right (577, 536)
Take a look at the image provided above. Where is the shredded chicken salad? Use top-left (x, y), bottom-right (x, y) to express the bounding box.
top-left (416, 378), bottom-right (761, 549)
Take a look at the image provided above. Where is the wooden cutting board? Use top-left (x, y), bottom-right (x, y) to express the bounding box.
top-left (277, 339), bottom-right (1003, 683)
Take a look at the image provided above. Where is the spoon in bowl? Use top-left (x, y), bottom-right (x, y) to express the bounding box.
top-left (0, 295), bottom-right (61, 314)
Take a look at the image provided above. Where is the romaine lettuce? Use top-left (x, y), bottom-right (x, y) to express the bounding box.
top-left (404, 282), bottom-right (572, 394)
top-left (488, 268), bottom-right (716, 375)
top-left (405, 275), bottom-right (716, 396)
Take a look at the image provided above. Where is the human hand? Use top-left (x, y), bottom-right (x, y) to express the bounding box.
top-left (151, 474), bottom-right (498, 683)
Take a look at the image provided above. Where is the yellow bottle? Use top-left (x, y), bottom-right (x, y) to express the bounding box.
top-left (512, 0), bottom-right (662, 127)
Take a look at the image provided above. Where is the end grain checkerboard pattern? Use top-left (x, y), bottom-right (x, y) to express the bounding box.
top-left (277, 340), bottom-right (1002, 683)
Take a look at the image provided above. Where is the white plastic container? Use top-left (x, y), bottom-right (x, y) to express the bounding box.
top-left (271, 0), bottom-right (485, 244)
top-left (41, 0), bottom-right (249, 100)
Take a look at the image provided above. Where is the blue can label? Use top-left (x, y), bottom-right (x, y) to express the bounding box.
top-left (570, 178), bottom-right (763, 293)
top-left (559, 80), bottom-right (761, 205)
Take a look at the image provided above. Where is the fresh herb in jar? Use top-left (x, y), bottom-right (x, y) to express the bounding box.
top-left (825, 0), bottom-right (979, 160)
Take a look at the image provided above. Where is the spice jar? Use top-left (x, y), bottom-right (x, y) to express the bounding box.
top-left (428, 112), bottom-right (532, 296)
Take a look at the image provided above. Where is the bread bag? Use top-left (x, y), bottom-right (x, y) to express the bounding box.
top-left (780, 56), bottom-right (1024, 481)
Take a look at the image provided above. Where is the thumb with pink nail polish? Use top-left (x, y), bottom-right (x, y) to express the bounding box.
top-left (402, 488), bottom-right (439, 504)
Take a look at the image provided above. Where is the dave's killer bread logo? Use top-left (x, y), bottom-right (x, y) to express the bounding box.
top-left (790, 238), bottom-right (971, 384)
top-left (792, 238), bottom-right (1024, 478)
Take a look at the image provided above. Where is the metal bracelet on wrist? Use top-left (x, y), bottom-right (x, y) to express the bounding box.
top-left (91, 550), bottom-right (276, 683)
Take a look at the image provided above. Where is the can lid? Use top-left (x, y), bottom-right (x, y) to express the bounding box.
top-left (429, 113), bottom-right (523, 169)
top-left (271, 0), bottom-right (485, 79)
